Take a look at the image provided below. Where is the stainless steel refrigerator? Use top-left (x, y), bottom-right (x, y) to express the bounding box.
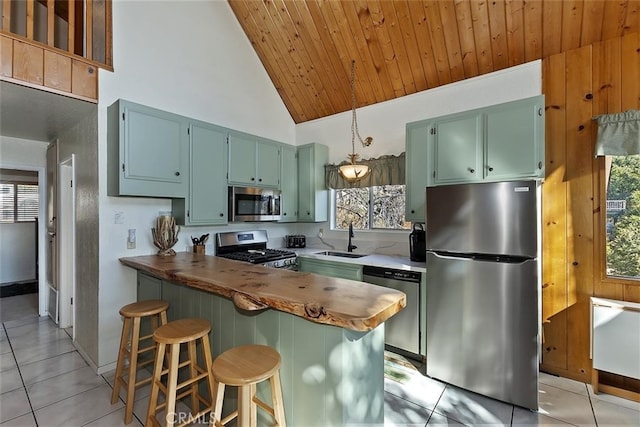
top-left (425, 180), bottom-right (540, 410)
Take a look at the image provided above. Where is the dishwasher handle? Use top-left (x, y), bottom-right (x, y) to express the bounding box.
top-left (362, 265), bottom-right (421, 283)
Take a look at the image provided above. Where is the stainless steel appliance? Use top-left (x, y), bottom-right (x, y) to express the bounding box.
top-left (228, 187), bottom-right (281, 222)
top-left (215, 230), bottom-right (296, 269)
top-left (362, 266), bottom-right (421, 359)
top-left (426, 180), bottom-right (540, 410)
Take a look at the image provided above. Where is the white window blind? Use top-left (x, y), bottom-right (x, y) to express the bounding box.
top-left (0, 183), bottom-right (39, 222)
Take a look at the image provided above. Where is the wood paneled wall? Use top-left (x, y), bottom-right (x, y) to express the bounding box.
top-left (0, 33), bottom-right (98, 101)
top-left (541, 32), bottom-right (640, 387)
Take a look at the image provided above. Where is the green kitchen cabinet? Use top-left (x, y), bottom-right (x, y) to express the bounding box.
top-left (279, 144), bottom-right (298, 222)
top-left (297, 257), bottom-right (363, 281)
top-left (424, 95), bottom-right (545, 186)
top-left (172, 121), bottom-right (228, 226)
top-left (405, 121), bottom-right (431, 223)
top-left (228, 131), bottom-right (280, 188)
top-left (297, 143), bottom-right (328, 223)
top-left (484, 96), bottom-right (545, 180)
top-left (431, 112), bottom-right (483, 185)
top-left (107, 99), bottom-right (188, 198)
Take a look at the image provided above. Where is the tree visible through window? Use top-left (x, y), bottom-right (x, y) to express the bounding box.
top-left (0, 183), bottom-right (39, 223)
top-left (334, 185), bottom-right (411, 230)
top-left (605, 155), bottom-right (640, 279)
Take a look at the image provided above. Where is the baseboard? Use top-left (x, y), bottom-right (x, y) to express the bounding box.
top-left (0, 281), bottom-right (38, 298)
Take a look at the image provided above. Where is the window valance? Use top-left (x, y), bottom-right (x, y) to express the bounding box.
top-left (593, 110), bottom-right (640, 157)
top-left (325, 152), bottom-right (405, 189)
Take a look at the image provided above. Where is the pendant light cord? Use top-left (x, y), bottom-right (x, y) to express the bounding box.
top-left (350, 60), bottom-right (372, 151)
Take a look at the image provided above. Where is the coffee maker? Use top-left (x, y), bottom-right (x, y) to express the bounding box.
top-left (409, 223), bottom-right (426, 262)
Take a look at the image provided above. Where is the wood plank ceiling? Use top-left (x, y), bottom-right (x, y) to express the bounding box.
top-left (228, 0), bottom-right (640, 123)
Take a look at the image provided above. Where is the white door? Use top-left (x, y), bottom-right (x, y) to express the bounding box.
top-left (58, 156), bottom-right (75, 333)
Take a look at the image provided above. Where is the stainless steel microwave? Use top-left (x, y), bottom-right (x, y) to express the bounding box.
top-left (228, 187), bottom-right (281, 222)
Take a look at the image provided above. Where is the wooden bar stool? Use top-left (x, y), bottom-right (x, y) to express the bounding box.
top-left (146, 318), bottom-right (216, 427)
top-left (111, 299), bottom-right (169, 424)
top-left (210, 344), bottom-right (286, 427)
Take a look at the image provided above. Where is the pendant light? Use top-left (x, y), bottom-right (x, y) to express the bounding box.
top-left (339, 60), bottom-right (373, 181)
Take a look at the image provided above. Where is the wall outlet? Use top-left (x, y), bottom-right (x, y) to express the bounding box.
top-left (127, 229), bottom-right (136, 249)
top-left (318, 228), bottom-right (323, 238)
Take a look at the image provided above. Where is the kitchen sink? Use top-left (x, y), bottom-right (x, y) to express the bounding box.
top-left (314, 251), bottom-right (367, 258)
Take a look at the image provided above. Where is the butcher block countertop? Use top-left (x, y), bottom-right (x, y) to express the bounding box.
top-left (120, 253), bottom-right (406, 332)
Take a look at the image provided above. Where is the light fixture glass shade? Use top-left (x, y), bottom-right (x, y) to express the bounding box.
top-left (339, 163), bottom-right (370, 180)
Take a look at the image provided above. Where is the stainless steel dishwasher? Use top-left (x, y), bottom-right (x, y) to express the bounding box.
top-left (362, 266), bottom-right (421, 358)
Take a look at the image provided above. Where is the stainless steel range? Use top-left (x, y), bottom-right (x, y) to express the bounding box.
top-left (215, 230), bottom-right (297, 269)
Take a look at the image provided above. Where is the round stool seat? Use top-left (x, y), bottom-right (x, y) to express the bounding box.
top-left (119, 299), bottom-right (169, 318)
top-left (212, 344), bottom-right (281, 386)
top-left (153, 318), bottom-right (211, 345)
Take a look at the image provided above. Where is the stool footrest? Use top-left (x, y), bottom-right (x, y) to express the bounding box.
top-left (176, 371), bottom-right (209, 390)
top-left (254, 396), bottom-right (275, 417)
top-left (137, 344), bottom-right (157, 354)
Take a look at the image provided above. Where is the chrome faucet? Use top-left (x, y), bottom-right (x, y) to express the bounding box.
top-left (347, 222), bottom-right (357, 252)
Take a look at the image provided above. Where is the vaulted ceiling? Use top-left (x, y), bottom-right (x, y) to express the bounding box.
top-left (228, 0), bottom-right (640, 123)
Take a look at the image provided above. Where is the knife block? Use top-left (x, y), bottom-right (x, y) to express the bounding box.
top-left (193, 245), bottom-right (205, 254)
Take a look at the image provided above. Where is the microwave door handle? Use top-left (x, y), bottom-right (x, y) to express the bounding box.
top-left (269, 195), bottom-right (275, 215)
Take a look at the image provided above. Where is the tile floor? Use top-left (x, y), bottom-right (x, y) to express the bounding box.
top-left (1, 293), bottom-right (639, 426)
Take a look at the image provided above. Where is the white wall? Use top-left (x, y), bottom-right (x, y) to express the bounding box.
top-left (0, 223), bottom-right (37, 284)
top-left (0, 136), bottom-right (48, 314)
top-left (96, 0), bottom-right (296, 370)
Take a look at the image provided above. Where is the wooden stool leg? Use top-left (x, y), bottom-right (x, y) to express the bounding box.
top-left (237, 385), bottom-right (251, 427)
top-left (270, 371), bottom-right (286, 426)
top-left (249, 383), bottom-right (257, 427)
top-left (123, 316), bottom-right (141, 424)
top-left (165, 343), bottom-right (181, 427)
top-left (188, 339), bottom-right (199, 415)
top-left (111, 316), bottom-right (131, 404)
top-left (201, 335), bottom-right (215, 405)
top-left (146, 342), bottom-right (166, 427)
top-left (210, 381), bottom-right (225, 427)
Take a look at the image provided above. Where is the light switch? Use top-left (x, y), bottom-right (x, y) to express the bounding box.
top-left (127, 229), bottom-right (136, 249)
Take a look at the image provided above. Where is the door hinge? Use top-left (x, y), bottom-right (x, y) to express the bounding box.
top-left (187, 210), bottom-right (190, 218)
top-left (430, 128), bottom-right (436, 135)
top-left (70, 180), bottom-right (73, 188)
top-left (187, 127), bottom-right (190, 135)
top-left (433, 171), bottom-right (436, 178)
top-left (122, 112), bottom-right (125, 121)
top-left (122, 163), bottom-right (125, 173)
top-left (70, 297), bottom-right (73, 305)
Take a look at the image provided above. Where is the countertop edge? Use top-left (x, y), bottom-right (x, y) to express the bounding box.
top-left (120, 255), bottom-right (406, 332)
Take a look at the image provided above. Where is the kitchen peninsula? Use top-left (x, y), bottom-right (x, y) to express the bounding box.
top-left (120, 253), bottom-right (406, 426)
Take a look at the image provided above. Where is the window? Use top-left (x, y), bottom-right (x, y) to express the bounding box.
top-left (0, 183), bottom-right (39, 223)
top-left (603, 154), bottom-right (640, 280)
top-left (334, 185), bottom-right (411, 230)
